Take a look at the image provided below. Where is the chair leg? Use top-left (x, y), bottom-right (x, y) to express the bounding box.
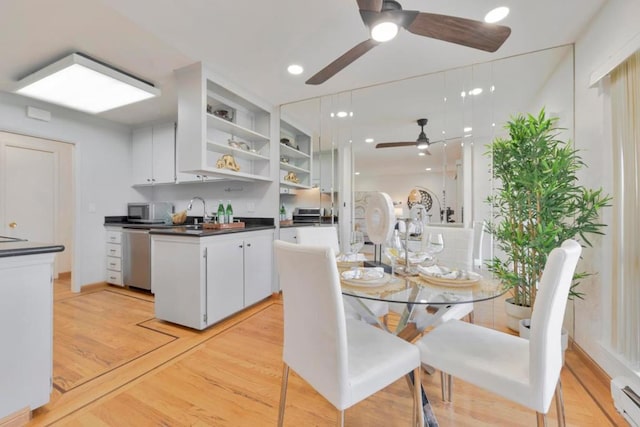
top-left (414, 367), bottom-right (424, 427)
top-left (440, 371), bottom-right (452, 402)
top-left (337, 409), bottom-right (344, 427)
top-left (467, 311), bottom-right (475, 324)
top-left (278, 363), bottom-right (289, 427)
top-left (555, 379), bottom-right (566, 427)
top-left (536, 412), bottom-right (547, 426)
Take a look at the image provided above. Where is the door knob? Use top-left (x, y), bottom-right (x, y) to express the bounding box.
top-left (9, 222), bottom-right (17, 228)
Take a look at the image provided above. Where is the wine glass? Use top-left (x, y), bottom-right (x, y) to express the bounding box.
top-left (347, 230), bottom-right (365, 260)
top-left (383, 229), bottom-right (403, 276)
top-left (424, 232), bottom-right (444, 264)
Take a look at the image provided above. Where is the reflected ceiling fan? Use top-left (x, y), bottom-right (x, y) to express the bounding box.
top-left (375, 118), bottom-right (441, 154)
top-left (306, 0), bottom-right (511, 85)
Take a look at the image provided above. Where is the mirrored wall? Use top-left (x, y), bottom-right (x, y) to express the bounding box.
top-left (280, 44), bottom-right (574, 248)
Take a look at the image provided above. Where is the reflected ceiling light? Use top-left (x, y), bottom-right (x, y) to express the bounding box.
top-left (355, 171), bottom-right (361, 175)
top-left (492, 122), bottom-right (496, 127)
top-left (331, 111), bottom-right (353, 118)
top-left (464, 133), bottom-right (473, 138)
top-left (425, 167), bottom-right (432, 171)
top-left (464, 126), bottom-right (472, 132)
top-left (418, 152), bottom-right (426, 157)
top-left (469, 87), bottom-right (483, 96)
top-left (287, 64), bottom-right (304, 75)
top-left (460, 91), bottom-right (466, 98)
top-left (443, 96), bottom-right (447, 102)
top-left (490, 85), bottom-right (496, 92)
top-left (371, 21), bottom-right (399, 42)
top-left (485, 6), bottom-right (509, 23)
top-left (14, 53), bottom-right (159, 114)
top-left (442, 130), bottom-right (446, 135)
top-left (365, 138), bottom-right (374, 143)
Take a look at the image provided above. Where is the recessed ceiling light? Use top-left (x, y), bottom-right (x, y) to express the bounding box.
top-left (464, 126), bottom-right (472, 132)
top-left (418, 152), bottom-right (426, 157)
top-left (490, 85), bottom-right (496, 92)
top-left (469, 87), bottom-right (483, 96)
top-left (460, 91), bottom-right (466, 98)
top-left (355, 171), bottom-right (361, 175)
top-left (330, 112), bottom-right (335, 118)
top-left (492, 122), bottom-right (496, 127)
top-left (485, 6), bottom-right (509, 23)
top-left (287, 64), bottom-right (304, 75)
top-left (442, 130), bottom-right (446, 135)
top-left (337, 111), bottom-right (348, 118)
top-left (365, 138), bottom-right (374, 143)
top-left (425, 167), bottom-right (432, 171)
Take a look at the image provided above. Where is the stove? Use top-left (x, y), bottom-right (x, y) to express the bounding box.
top-left (292, 207), bottom-right (322, 223)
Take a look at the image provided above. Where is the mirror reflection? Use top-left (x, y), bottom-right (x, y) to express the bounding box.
top-left (280, 44), bottom-right (574, 255)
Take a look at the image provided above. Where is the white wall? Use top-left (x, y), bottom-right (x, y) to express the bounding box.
top-left (0, 92), bottom-right (139, 290)
top-left (146, 180), bottom-right (275, 219)
top-left (572, 0), bottom-right (640, 380)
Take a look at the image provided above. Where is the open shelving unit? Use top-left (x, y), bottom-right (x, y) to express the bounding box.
top-left (175, 62), bottom-right (273, 182)
top-left (279, 119), bottom-right (312, 189)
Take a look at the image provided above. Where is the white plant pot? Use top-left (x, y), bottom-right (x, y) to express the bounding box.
top-left (519, 318), bottom-right (569, 364)
top-left (504, 297), bottom-right (532, 332)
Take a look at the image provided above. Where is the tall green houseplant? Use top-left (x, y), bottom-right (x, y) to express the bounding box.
top-left (486, 108), bottom-right (610, 309)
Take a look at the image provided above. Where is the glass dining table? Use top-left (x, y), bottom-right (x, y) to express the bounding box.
top-left (340, 265), bottom-right (509, 427)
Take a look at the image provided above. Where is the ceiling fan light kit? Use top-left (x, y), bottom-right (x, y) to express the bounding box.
top-left (306, 0), bottom-right (512, 85)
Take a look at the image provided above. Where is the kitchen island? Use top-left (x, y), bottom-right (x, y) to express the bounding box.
top-left (0, 237), bottom-right (64, 424)
top-left (150, 220), bottom-right (275, 330)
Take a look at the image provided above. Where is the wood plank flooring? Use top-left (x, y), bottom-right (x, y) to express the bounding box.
top-left (28, 279), bottom-right (626, 426)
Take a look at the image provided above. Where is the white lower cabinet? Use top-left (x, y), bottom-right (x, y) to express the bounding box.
top-left (278, 227), bottom-right (298, 243)
top-left (152, 229), bottom-right (274, 330)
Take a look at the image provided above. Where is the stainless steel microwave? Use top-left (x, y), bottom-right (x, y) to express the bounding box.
top-left (127, 202), bottom-right (174, 223)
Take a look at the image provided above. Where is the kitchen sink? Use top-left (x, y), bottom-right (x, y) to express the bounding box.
top-left (182, 224), bottom-right (203, 230)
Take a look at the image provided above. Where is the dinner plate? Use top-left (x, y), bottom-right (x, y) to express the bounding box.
top-left (418, 271), bottom-right (481, 287)
top-left (342, 274), bottom-right (391, 287)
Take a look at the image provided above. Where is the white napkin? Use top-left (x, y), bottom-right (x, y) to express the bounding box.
top-left (417, 264), bottom-right (458, 279)
top-left (341, 267), bottom-right (384, 281)
top-left (336, 253), bottom-right (367, 262)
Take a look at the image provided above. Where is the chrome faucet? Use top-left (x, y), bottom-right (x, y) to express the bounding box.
top-left (187, 197), bottom-right (209, 223)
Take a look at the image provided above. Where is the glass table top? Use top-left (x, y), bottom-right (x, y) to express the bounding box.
top-left (340, 269), bottom-right (508, 305)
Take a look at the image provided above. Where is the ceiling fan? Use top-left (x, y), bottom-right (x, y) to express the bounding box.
top-left (375, 118), bottom-right (439, 154)
top-left (306, 0), bottom-right (511, 85)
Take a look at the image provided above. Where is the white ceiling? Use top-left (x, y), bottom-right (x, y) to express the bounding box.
top-left (0, 0), bottom-right (606, 127)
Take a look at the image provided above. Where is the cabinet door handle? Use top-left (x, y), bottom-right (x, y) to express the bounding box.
top-left (239, 244), bottom-right (243, 248)
top-left (246, 243), bottom-right (252, 247)
top-left (109, 263), bottom-right (116, 267)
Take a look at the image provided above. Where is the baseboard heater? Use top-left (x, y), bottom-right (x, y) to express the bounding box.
top-left (612, 376), bottom-right (640, 426)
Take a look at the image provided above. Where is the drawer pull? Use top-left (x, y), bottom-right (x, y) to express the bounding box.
top-left (110, 276), bottom-right (116, 280)
top-left (109, 263), bottom-right (116, 267)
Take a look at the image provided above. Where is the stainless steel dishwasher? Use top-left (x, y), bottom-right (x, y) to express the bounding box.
top-left (122, 228), bottom-right (151, 291)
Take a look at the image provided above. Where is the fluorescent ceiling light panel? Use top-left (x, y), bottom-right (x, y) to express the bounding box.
top-left (14, 53), bottom-right (160, 114)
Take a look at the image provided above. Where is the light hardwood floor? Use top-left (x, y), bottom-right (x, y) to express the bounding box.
top-left (27, 278), bottom-right (626, 426)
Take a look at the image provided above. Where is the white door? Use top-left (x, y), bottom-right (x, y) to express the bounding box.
top-left (3, 145), bottom-right (56, 243)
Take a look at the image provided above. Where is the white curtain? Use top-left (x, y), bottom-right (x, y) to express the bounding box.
top-left (610, 51), bottom-right (640, 367)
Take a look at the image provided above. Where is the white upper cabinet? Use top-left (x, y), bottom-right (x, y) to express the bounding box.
top-left (132, 122), bottom-right (176, 186)
top-left (175, 63), bottom-right (272, 182)
top-left (279, 119), bottom-right (312, 189)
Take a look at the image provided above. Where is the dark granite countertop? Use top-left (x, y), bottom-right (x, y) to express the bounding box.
top-left (149, 223), bottom-right (275, 237)
top-left (105, 216), bottom-right (275, 237)
top-left (0, 237), bottom-right (65, 258)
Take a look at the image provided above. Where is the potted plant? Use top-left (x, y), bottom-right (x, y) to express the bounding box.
top-left (486, 108), bottom-right (611, 332)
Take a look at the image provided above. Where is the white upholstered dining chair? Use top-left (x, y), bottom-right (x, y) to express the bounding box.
top-left (416, 239), bottom-right (582, 426)
top-left (274, 241), bottom-right (423, 426)
top-left (296, 226), bottom-right (389, 325)
top-left (413, 225), bottom-right (475, 327)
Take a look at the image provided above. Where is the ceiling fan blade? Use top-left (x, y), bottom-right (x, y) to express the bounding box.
top-left (405, 12), bottom-right (511, 52)
top-left (356, 0), bottom-right (382, 12)
top-left (306, 39), bottom-right (379, 85)
top-left (375, 142), bottom-right (416, 149)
